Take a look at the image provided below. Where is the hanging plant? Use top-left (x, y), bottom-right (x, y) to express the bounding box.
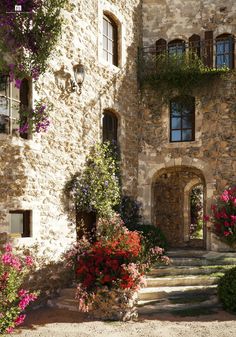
top-left (18, 100), bottom-right (51, 135)
top-left (139, 51), bottom-right (229, 101)
top-left (0, 0), bottom-right (67, 80)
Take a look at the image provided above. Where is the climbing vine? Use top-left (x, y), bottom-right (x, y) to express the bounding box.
top-left (0, 0), bottom-right (67, 134)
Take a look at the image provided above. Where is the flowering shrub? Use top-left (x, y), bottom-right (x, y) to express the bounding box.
top-left (18, 100), bottom-right (51, 135)
top-left (0, 243), bottom-right (38, 334)
top-left (67, 142), bottom-right (121, 217)
top-left (207, 186), bottom-right (236, 246)
top-left (0, 0), bottom-right (67, 80)
top-left (67, 214), bottom-right (169, 312)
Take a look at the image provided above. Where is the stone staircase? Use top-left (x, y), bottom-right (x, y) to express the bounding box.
top-left (138, 249), bottom-right (236, 316)
top-left (48, 249), bottom-right (236, 316)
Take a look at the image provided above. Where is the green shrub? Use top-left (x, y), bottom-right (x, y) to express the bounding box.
top-left (118, 196), bottom-right (167, 251)
top-left (218, 267), bottom-right (236, 313)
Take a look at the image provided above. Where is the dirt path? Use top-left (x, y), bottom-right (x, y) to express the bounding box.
top-left (13, 307), bottom-right (236, 337)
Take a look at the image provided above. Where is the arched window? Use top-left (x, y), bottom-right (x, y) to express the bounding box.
top-left (168, 39), bottom-right (185, 56)
top-left (170, 97), bottom-right (195, 142)
top-left (216, 34), bottom-right (234, 69)
top-left (102, 110), bottom-right (118, 143)
top-left (156, 38), bottom-right (167, 55)
top-left (103, 14), bottom-right (118, 66)
top-left (189, 34), bottom-right (201, 58)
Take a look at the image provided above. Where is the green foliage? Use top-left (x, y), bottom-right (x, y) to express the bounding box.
top-left (190, 185), bottom-right (204, 239)
top-left (218, 267), bottom-right (236, 313)
top-left (140, 51), bottom-right (229, 100)
top-left (119, 195), bottom-right (167, 251)
top-left (67, 142), bottom-right (121, 217)
top-left (0, 0), bottom-right (68, 79)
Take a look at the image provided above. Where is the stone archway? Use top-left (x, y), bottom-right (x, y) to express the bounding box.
top-left (152, 166), bottom-right (206, 248)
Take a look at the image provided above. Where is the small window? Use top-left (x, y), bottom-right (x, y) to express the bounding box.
top-left (9, 210), bottom-right (31, 237)
top-left (168, 39), bottom-right (185, 56)
top-left (102, 111), bottom-right (118, 143)
top-left (216, 34), bottom-right (234, 69)
top-left (103, 14), bottom-right (118, 66)
top-left (0, 76), bottom-right (30, 138)
top-left (170, 97), bottom-right (195, 142)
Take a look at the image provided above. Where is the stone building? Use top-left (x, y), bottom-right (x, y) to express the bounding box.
top-left (0, 0), bottom-right (235, 288)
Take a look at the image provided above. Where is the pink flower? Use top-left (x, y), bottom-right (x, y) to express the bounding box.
top-left (25, 255), bottom-right (34, 266)
top-left (6, 327), bottom-right (14, 334)
top-left (1, 253), bottom-right (12, 265)
top-left (224, 231), bottom-right (231, 237)
top-left (18, 289), bottom-right (28, 298)
top-left (221, 191), bottom-right (229, 202)
top-left (4, 243), bottom-right (12, 252)
top-left (14, 314), bottom-right (26, 326)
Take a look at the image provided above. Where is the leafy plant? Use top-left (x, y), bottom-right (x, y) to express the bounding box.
top-left (139, 51), bottom-right (229, 100)
top-left (218, 266), bottom-right (236, 313)
top-left (0, 0), bottom-right (67, 80)
top-left (67, 142), bottom-right (121, 217)
top-left (206, 186), bottom-right (236, 246)
top-left (0, 243), bottom-right (38, 334)
top-left (119, 195), bottom-right (167, 250)
top-left (18, 100), bottom-right (51, 135)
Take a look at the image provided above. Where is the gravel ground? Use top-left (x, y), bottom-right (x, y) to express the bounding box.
top-left (13, 307), bottom-right (236, 337)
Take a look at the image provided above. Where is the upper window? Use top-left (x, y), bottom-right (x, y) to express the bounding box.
top-left (170, 97), bottom-right (195, 142)
top-left (102, 110), bottom-right (118, 143)
top-left (168, 39), bottom-right (185, 56)
top-left (103, 14), bottom-right (118, 66)
top-left (0, 76), bottom-right (30, 138)
top-left (216, 34), bottom-right (234, 69)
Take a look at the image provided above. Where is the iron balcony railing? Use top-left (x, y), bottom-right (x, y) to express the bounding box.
top-left (138, 37), bottom-right (235, 83)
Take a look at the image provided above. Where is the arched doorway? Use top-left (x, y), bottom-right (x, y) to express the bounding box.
top-left (152, 166), bottom-right (206, 248)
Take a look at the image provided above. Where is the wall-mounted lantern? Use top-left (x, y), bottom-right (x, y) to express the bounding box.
top-left (71, 64), bottom-right (85, 94)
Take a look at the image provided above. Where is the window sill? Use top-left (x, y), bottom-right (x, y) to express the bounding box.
top-left (165, 139), bottom-right (202, 148)
top-left (98, 59), bottom-right (121, 73)
top-left (0, 133), bottom-right (41, 151)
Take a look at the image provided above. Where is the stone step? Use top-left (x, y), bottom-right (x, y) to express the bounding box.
top-left (138, 295), bottom-right (220, 316)
top-left (148, 264), bottom-right (234, 277)
top-left (146, 275), bottom-right (219, 287)
top-left (167, 250), bottom-right (208, 258)
top-left (169, 256), bottom-right (236, 266)
top-left (138, 284), bottom-right (217, 301)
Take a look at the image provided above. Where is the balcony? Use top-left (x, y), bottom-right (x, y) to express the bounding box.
top-left (138, 36), bottom-right (234, 96)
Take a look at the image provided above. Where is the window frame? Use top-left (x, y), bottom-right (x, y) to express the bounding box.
top-left (169, 98), bottom-right (195, 143)
top-left (215, 34), bottom-right (234, 69)
top-left (0, 76), bottom-right (30, 138)
top-left (168, 39), bottom-right (186, 56)
top-left (9, 210), bottom-right (31, 238)
top-left (102, 110), bottom-right (118, 143)
top-left (102, 13), bottom-right (118, 67)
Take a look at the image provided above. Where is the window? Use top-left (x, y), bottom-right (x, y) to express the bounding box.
top-left (156, 38), bottom-right (167, 55)
top-left (216, 34), bottom-right (234, 69)
top-left (103, 14), bottom-right (118, 66)
top-left (189, 35), bottom-right (201, 58)
top-left (170, 97), bottom-right (195, 142)
top-left (102, 110), bottom-right (118, 143)
top-left (9, 210), bottom-right (31, 237)
top-left (0, 76), bottom-right (30, 138)
top-left (168, 39), bottom-right (185, 56)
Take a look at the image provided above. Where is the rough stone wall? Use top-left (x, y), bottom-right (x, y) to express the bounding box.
top-left (0, 0), bottom-right (142, 294)
top-left (139, 0), bottom-right (236, 250)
